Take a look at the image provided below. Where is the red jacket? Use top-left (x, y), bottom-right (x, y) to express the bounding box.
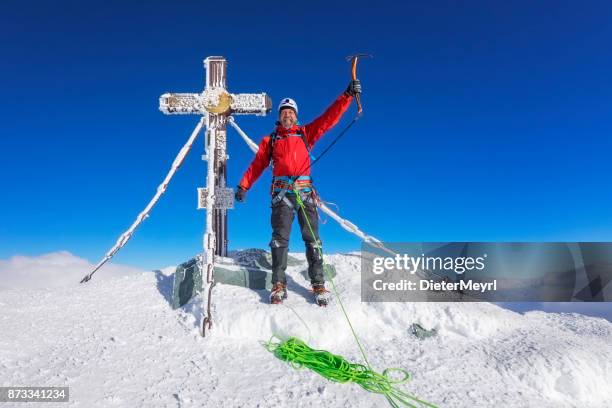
top-left (238, 92), bottom-right (353, 190)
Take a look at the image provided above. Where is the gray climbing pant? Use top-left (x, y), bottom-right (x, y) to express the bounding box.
top-left (269, 193), bottom-right (323, 285)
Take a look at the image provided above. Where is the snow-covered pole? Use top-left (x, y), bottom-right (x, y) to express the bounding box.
top-left (201, 122), bottom-right (217, 336)
top-left (317, 202), bottom-right (395, 257)
top-left (80, 118), bottom-right (205, 284)
top-left (228, 116), bottom-right (258, 153)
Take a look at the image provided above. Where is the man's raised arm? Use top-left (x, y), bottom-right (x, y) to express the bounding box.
top-left (303, 91), bottom-right (354, 147)
top-left (238, 136), bottom-right (272, 191)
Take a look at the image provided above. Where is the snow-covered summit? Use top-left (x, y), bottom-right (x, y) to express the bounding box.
top-left (0, 252), bottom-right (610, 407)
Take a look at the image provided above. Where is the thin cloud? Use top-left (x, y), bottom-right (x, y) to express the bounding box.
top-left (0, 251), bottom-right (147, 290)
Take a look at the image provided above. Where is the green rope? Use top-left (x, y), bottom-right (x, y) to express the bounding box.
top-left (265, 194), bottom-right (438, 408)
top-left (295, 193), bottom-right (372, 369)
top-left (264, 336), bottom-right (437, 408)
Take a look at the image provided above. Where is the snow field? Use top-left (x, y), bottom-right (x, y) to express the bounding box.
top-left (0, 252), bottom-right (610, 407)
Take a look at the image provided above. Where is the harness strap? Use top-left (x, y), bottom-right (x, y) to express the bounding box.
top-left (271, 176), bottom-right (314, 208)
top-left (273, 176), bottom-right (312, 192)
top-left (282, 195), bottom-right (294, 209)
top-left (272, 187), bottom-right (290, 206)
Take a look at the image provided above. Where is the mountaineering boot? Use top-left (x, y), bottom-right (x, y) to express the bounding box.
top-left (270, 282), bottom-right (288, 305)
top-left (312, 283), bottom-right (330, 307)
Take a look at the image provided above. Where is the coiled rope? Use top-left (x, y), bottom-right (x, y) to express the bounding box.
top-left (264, 336), bottom-right (437, 408)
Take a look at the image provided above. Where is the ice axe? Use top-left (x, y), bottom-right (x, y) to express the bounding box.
top-left (346, 53), bottom-right (372, 114)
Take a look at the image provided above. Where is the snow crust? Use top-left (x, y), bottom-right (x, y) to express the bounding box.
top-left (0, 252), bottom-right (610, 407)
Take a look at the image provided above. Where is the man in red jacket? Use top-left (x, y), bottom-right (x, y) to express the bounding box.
top-left (235, 80), bottom-right (361, 305)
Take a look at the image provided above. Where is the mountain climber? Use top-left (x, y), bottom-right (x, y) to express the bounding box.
top-left (235, 80), bottom-right (362, 305)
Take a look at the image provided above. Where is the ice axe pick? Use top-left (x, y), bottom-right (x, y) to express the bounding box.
top-left (346, 53), bottom-right (372, 114)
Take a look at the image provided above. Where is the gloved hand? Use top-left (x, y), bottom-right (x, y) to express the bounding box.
top-left (235, 186), bottom-right (247, 202)
top-left (345, 79), bottom-right (362, 97)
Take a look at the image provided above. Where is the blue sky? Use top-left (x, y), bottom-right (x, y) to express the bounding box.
top-left (1, 1), bottom-right (612, 271)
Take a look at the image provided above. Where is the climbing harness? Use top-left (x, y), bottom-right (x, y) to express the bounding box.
top-left (270, 175), bottom-right (315, 209)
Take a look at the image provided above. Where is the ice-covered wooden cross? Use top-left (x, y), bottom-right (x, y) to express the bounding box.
top-left (160, 56), bottom-right (271, 335)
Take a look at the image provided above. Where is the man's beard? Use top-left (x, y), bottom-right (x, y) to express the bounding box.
top-left (281, 118), bottom-right (296, 128)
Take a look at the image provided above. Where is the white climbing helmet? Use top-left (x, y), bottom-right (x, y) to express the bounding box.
top-left (278, 97), bottom-right (298, 115)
